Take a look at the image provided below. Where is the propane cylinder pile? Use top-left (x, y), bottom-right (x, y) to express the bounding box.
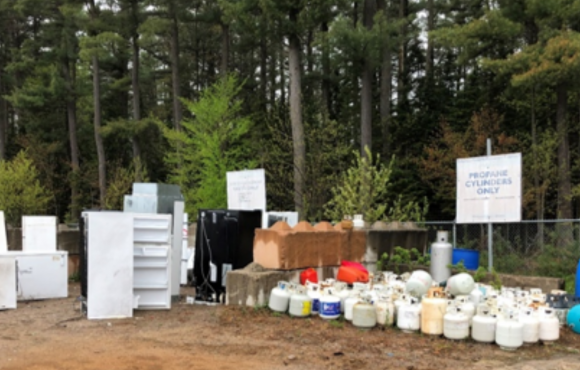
top-left (268, 271), bottom-right (573, 351)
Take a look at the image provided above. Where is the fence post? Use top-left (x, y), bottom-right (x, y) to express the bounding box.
top-left (453, 221), bottom-right (457, 249)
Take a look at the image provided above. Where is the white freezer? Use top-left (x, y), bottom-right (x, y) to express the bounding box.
top-left (0, 251), bottom-right (68, 301)
top-left (0, 257), bottom-right (16, 310)
top-left (87, 213), bottom-right (134, 320)
top-left (22, 216), bottom-right (57, 252)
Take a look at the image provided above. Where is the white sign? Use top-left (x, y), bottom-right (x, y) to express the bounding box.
top-left (456, 153), bottom-right (522, 223)
top-left (226, 169), bottom-right (266, 211)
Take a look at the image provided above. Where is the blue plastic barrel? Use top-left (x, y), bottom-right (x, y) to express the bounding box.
top-left (452, 248), bottom-right (480, 271)
top-left (574, 260), bottom-right (580, 297)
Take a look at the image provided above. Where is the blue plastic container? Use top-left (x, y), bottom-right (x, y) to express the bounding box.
top-left (568, 305), bottom-right (580, 334)
top-left (452, 248), bottom-right (480, 271)
top-left (574, 260), bottom-right (580, 298)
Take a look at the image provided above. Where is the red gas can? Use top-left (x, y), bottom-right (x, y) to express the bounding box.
top-left (300, 268), bottom-right (318, 285)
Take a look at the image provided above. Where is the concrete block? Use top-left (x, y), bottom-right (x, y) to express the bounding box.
top-left (225, 263), bottom-right (339, 307)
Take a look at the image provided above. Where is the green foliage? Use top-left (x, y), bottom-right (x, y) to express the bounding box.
top-left (376, 247), bottom-right (429, 272)
top-left (377, 252), bottom-right (389, 272)
top-left (491, 269), bottom-right (502, 290)
top-left (473, 266), bottom-right (488, 283)
top-left (449, 260), bottom-right (468, 273)
top-left (324, 147), bottom-right (394, 223)
top-left (0, 151), bottom-right (51, 226)
top-left (104, 159), bottom-right (150, 211)
top-left (160, 75), bottom-right (256, 217)
top-left (387, 195), bottom-right (429, 223)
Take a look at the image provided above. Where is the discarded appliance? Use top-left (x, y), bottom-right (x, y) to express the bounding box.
top-left (0, 257), bottom-right (16, 310)
top-left (262, 211), bottom-right (298, 229)
top-left (22, 216), bottom-right (57, 252)
top-left (0, 211), bottom-right (7, 252)
top-left (83, 212), bottom-right (135, 320)
top-left (0, 251), bottom-right (67, 301)
top-left (193, 209), bottom-right (262, 303)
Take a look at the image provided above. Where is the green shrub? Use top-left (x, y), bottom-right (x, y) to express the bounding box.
top-left (0, 151), bottom-right (51, 226)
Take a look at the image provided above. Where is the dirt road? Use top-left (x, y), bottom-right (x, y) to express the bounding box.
top-left (1, 284), bottom-right (579, 370)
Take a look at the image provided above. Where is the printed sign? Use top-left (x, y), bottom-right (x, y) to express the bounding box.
top-left (456, 153), bottom-right (522, 223)
top-left (226, 169), bottom-right (266, 211)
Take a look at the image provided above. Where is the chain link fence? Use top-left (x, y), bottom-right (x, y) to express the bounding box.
top-left (423, 220), bottom-right (580, 284)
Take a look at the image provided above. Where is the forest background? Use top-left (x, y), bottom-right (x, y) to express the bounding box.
top-left (0, 0), bottom-right (579, 232)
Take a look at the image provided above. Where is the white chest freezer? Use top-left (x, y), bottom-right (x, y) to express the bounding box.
top-left (0, 257), bottom-right (16, 309)
top-left (0, 251), bottom-right (68, 301)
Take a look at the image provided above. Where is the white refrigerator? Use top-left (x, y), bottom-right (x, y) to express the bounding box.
top-left (0, 256), bottom-right (16, 310)
top-left (0, 251), bottom-right (68, 301)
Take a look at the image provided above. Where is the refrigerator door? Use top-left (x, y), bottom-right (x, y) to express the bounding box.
top-left (0, 257), bottom-right (16, 310)
top-left (22, 216), bottom-right (57, 252)
top-left (132, 214), bottom-right (172, 310)
top-left (16, 252), bottom-right (68, 300)
top-left (87, 213), bottom-right (134, 320)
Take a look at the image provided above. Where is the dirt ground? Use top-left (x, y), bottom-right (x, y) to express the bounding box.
top-left (1, 283), bottom-right (580, 370)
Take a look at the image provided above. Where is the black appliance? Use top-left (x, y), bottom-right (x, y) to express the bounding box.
top-left (194, 209), bottom-right (262, 303)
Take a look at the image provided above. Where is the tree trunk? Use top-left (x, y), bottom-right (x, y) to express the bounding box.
top-left (556, 82), bottom-right (572, 246)
top-left (321, 22), bottom-right (331, 119)
top-left (280, 44), bottom-right (286, 106)
top-left (425, 0), bottom-right (434, 78)
top-left (259, 24), bottom-right (267, 109)
top-left (170, 4), bottom-right (182, 131)
top-left (531, 87), bottom-right (543, 248)
top-left (92, 54), bottom-right (107, 208)
top-left (398, 0), bottom-right (407, 109)
top-left (288, 8), bottom-right (305, 219)
top-left (0, 61), bottom-right (6, 161)
top-left (221, 23), bottom-right (229, 76)
top-left (89, 0), bottom-right (107, 208)
top-left (377, 0), bottom-right (392, 158)
top-left (361, 0), bottom-right (376, 157)
top-left (131, 0), bottom-right (142, 181)
top-left (62, 57), bottom-right (81, 219)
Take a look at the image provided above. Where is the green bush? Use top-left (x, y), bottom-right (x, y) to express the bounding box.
top-left (324, 147), bottom-right (394, 223)
top-left (0, 151), bottom-right (51, 226)
top-left (160, 75), bottom-right (256, 217)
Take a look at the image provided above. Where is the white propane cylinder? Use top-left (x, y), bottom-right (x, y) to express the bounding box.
top-left (333, 282), bottom-right (351, 313)
top-left (469, 285), bottom-right (484, 306)
top-left (421, 287), bottom-right (447, 336)
top-left (394, 294), bottom-right (408, 322)
top-left (446, 273), bottom-right (475, 297)
top-left (306, 282), bottom-right (321, 315)
top-left (405, 270), bottom-right (433, 298)
top-left (444, 306), bottom-right (469, 340)
top-left (345, 293), bottom-right (361, 321)
top-left (472, 305), bottom-right (497, 343)
top-left (496, 313), bottom-right (524, 351)
top-left (376, 294), bottom-right (395, 327)
top-left (397, 297), bottom-right (421, 333)
top-left (539, 308), bottom-right (560, 343)
top-left (289, 286), bottom-right (312, 317)
top-left (519, 309), bottom-right (539, 344)
top-left (456, 295), bottom-right (476, 326)
top-left (353, 297), bottom-right (377, 329)
top-left (430, 230), bottom-right (452, 284)
top-left (268, 281), bottom-right (291, 313)
top-left (319, 288), bottom-right (341, 320)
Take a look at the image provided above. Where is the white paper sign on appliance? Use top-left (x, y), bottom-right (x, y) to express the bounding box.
top-left (226, 169), bottom-right (266, 211)
top-left (456, 153), bottom-right (522, 224)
